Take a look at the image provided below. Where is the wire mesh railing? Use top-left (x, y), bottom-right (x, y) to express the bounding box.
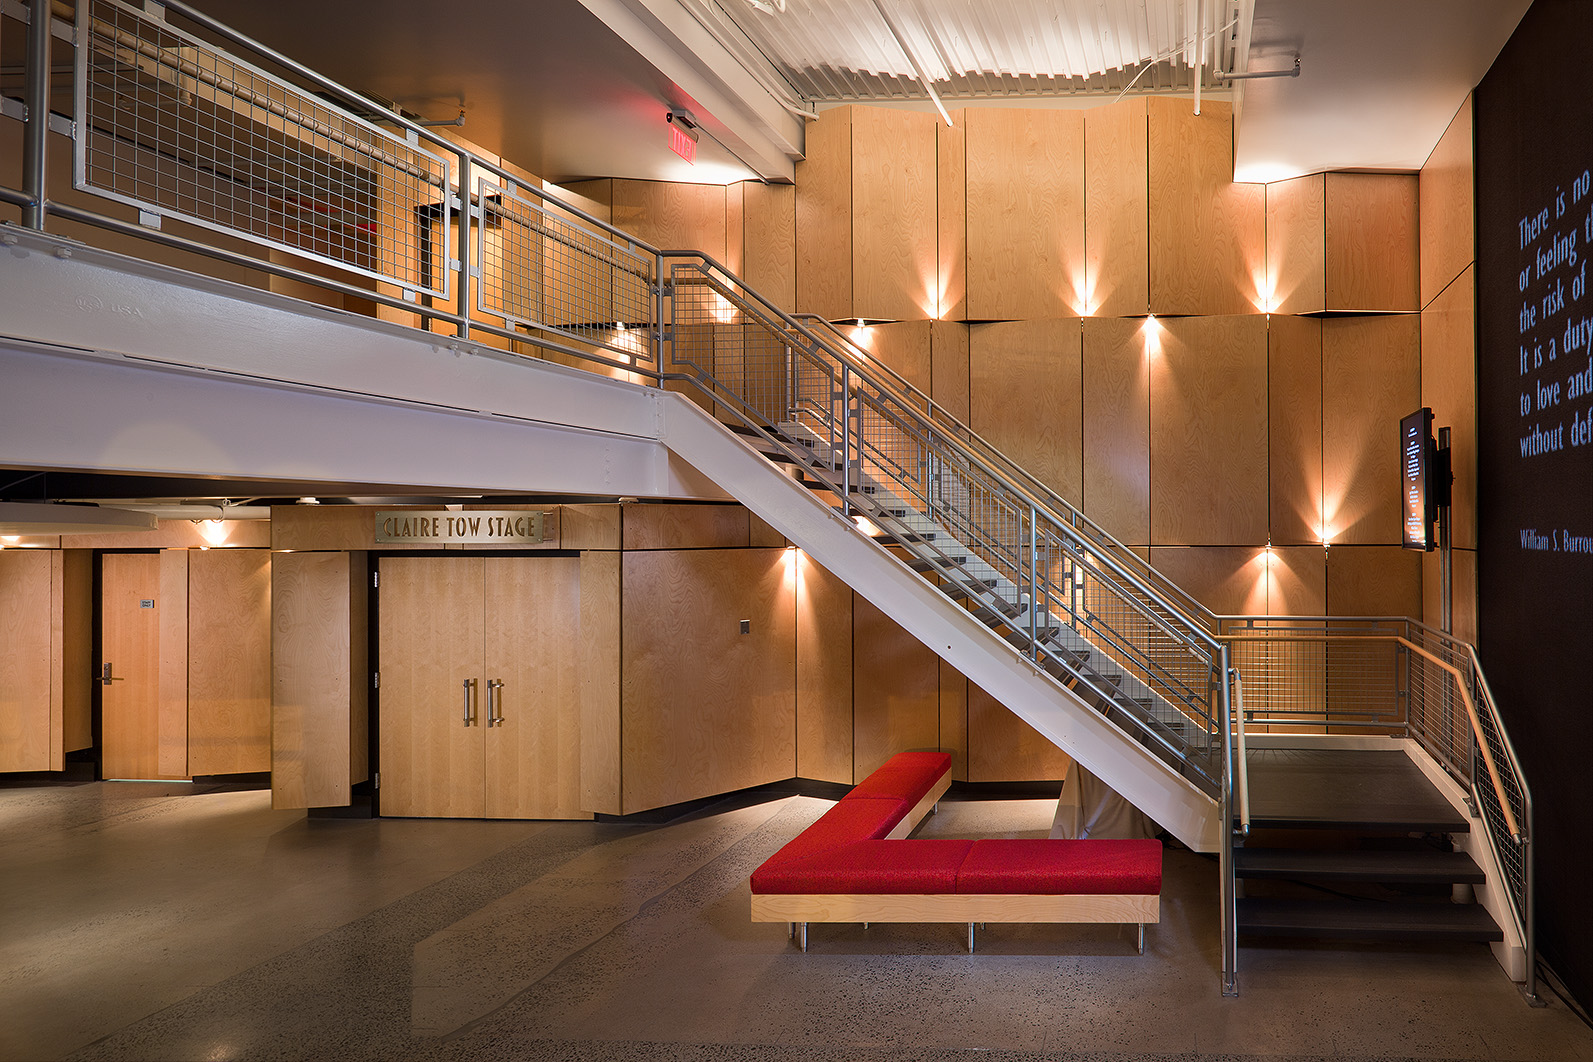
top-left (667, 255), bottom-right (1228, 796)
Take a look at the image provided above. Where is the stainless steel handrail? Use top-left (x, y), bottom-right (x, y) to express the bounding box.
top-left (666, 252), bottom-right (1225, 659)
top-left (796, 314), bottom-right (1219, 630)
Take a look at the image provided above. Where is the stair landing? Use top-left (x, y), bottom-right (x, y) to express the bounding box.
top-left (1242, 748), bottom-right (1467, 832)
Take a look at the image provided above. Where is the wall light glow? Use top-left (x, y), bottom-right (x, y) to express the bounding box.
top-left (198, 520), bottom-right (231, 547)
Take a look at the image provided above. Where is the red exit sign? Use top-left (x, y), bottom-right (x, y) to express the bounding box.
top-left (669, 124), bottom-right (697, 164)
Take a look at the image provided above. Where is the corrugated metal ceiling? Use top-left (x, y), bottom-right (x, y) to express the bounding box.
top-left (689, 0), bottom-right (1244, 102)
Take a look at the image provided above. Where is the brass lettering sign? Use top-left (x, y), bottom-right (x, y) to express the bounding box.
top-left (375, 510), bottom-right (547, 545)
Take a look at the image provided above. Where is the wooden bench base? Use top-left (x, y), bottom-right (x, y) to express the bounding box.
top-left (752, 892), bottom-right (1159, 953)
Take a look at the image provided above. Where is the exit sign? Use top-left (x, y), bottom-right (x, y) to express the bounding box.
top-left (669, 124), bottom-right (697, 164)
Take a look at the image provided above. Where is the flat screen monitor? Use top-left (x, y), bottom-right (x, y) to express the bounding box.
top-left (1401, 408), bottom-right (1436, 551)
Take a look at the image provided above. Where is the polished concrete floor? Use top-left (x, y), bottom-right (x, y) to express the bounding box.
top-left (3, 780), bottom-right (1591, 1062)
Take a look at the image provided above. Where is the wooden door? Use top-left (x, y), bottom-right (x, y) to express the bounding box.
top-left (188, 550), bottom-right (272, 775)
top-left (482, 556), bottom-right (583, 818)
top-left (377, 557), bottom-right (486, 817)
top-left (0, 551), bottom-right (54, 772)
top-left (101, 554), bottom-right (167, 779)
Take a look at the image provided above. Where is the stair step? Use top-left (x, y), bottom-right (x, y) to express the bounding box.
top-left (1237, 898), bottom-right (1502, 942)
top-left (1234, 848), bottom-right (1486, 885)
top-left (907, 556), bottom-right (968, 572)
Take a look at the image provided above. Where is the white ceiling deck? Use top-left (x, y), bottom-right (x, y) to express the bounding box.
top-left (150, 1), bottom-right (1532, 185)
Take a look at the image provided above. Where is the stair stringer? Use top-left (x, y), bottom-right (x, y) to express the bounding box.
top-left (662, 392), bottom-right (1224, 853)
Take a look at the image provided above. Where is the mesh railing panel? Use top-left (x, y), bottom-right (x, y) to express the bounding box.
top-left (670, 261), bottom-right (1223, 793)
top-left (477, 179), bottom-right (656, 360)
top-left (76, 0), bottom-right (451, 296)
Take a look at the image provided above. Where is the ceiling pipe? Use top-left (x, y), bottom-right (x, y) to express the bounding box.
top-left (867, 0), bottom-right (953, 128)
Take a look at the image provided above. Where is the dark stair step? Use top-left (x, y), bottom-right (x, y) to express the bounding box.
top-left (1235, 848), bottom-right (1486, 885)
top-left (1238, 897), bottom-right (1501, 942)
top-left (907, 556), bottom-right (969, 573)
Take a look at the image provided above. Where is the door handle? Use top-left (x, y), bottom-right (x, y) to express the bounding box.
top-left (462, 677), bottom-right (476, 726)
top-left (100, 663), bottom-right (117, 686)
top-left (486, 679), bottom-right (504, 727)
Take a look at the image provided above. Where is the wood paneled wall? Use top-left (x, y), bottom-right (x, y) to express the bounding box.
top-left (188, 550), bottom-right (272, 776)
top-left (1419, 97), bottom-right (1479, 637)
top-left (620, 547), bottom-right (796, 812)
top-left (271, 551), bottom-right (368, 809)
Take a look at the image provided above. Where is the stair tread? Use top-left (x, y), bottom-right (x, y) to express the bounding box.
top-left (1234, 847), bottom-right (1486, 884)
top-left (1237, 897), bottom-right (1502, 941)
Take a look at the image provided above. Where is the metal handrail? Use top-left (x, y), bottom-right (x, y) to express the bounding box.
top-left (666, 253), bottom-right (1224, 659)
top-left (795, 314), bottom-right (1220, 630)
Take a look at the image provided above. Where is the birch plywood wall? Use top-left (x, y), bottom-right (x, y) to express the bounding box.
top-left (578, 97), bottom-right (1427, 781)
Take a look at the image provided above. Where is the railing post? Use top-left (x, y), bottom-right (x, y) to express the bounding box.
top-left (1028, 506), bottom-right (1039, 659)
top-left (455, 154), bottom-right (471, 339)
top-left (840, 366), bottom-right (852, 517)
top-left (656, 254), bottom-right (669, 368)
top-left (1220, 645), bottom-right (1239, 997)
top-left (22, 0), bottom-right (51, 230)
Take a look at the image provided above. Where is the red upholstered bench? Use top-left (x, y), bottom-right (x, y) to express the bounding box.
top-left (750, 752), bottom-right (1162, 952)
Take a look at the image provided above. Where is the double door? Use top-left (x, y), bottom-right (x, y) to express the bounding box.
top-left (377, 556), bottom-right (582, 818)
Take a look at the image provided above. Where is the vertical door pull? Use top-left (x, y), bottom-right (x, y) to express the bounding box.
top-left (462, 677), bottom-right (476, 726)
top-left (486, 679), bottom-right (504, 726)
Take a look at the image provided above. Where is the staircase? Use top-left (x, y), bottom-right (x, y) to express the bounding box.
top-left (1234, 748), bottom-right (1502, 946)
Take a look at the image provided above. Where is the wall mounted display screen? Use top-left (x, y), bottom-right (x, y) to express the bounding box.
top-left (1476, 0), bottom-right (1593, 1010)
top-left (1400, 408), bottom-right (1435, 551)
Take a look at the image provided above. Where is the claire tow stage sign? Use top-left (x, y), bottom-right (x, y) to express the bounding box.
top-left (375, 510), bottom-right (547, 545)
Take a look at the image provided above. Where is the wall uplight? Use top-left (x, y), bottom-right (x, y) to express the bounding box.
top-left (197, 519), bottom-right (231, 547)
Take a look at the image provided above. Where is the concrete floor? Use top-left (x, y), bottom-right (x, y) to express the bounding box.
top-left (2, 781), bottom-right (1591, 1062)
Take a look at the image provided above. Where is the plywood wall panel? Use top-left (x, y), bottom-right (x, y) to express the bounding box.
top-left (852, 106), bottom-right (940, 321)
top-left (940, 659), bottom-right (969, 781)
top-left (1323, 315), bottom-right (1421, 545)
top-left (188, 550), bottom-right (272, 776)
top-left (157, 550), bottom-right (189, 778)
top-left (0, 551), bottom-right (53, 773)
top-left (865, 321), bottom-right (933, 395)
top-left (1082, 317), bottom-right (1151, 545)
top-left (796, 554), bottom-right (853, 784)
top-left (271, 552), bottom-right (361, 809)
top-left (1269, 315), bottom-right (1324, 545)
top-left (1326, 173), bottom-right (1419, 312)
top-left (1420, 96), bottom-right (1476, 309)
top-left (726, 183), bottom-right (745, 277)
top-left (1326, 545), bottom-right (1423, 618)
top-left (1270, 545), bottom-right (1329, 616)
top-left (931, 321), bottom-right (971, 424)
top-left (61, 551), bottom-right (93, 755)
top-left (1424, 547), bottom-right (1478, 644)
top-left (970, 319), bottom-right (1084, 504)
top-left (611, 180), bottom-right (727, 261)
top-left (579, 550), bottom-right (622, 815)
top-left (968, 683), bottom-right (1072, 782)
top-left (1084, 98), bottom-right (1149, 318)
top-left (1148, 315), bottom-right (1270, 545)
top-left (1148, 99), bottom-right (1265, 316)
top-left (852, 591), bottom-right (941, 779)
top-left (1421, 266), bottom-right (1478, 549)
top-left (622, 503), bottom-right (750, 550)
top-left (966, 108), bottom-right (1085, 320)
top-left (621, 549), bottom-right (795, 813)
top-left (1266, 174), bottom-right (1325, 316)
top-left (937, 111), bottom-right (968, 321)
top-left (796, 106), bottom-right (853, 321)
top-left (1148, 547), bottom-right (1269, 615)
top-left (742, 181), bottom-right (797, 313)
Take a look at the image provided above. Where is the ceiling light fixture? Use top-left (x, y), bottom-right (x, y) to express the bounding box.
top-left (740, 0), bottom-right (785, 13)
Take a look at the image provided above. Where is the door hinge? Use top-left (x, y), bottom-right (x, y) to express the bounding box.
top-left (372, 671), bottom-right (380, 690)
top-left (373, 772), bottom-right (380, 790)
top-left (372, 570), bottom-right (380, 589)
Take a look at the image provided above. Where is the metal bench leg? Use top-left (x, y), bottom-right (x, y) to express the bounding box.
top-left (788, 922), bottom-right (795, 939)
top-left (799, 922), bottom-right (808, 952)
top-left (1137, 923), bottom-right (1145, 955)
top-left (968, 922), bottom-right (976, 953)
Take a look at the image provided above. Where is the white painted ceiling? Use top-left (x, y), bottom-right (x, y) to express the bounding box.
top-left (186, 0), bottom-right (1531, 187)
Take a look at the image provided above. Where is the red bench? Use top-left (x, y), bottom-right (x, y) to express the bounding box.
top-left (750, 751), bottom-right (1162, 952)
